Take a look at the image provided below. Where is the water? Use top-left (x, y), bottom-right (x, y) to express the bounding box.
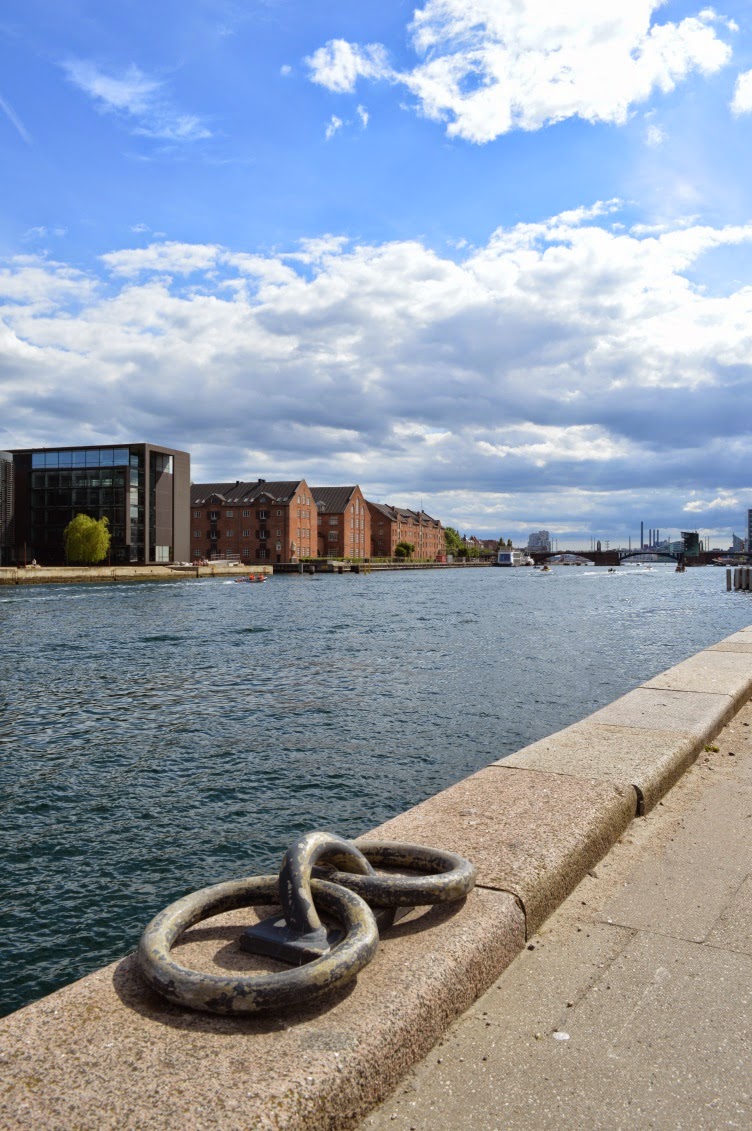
top-left (1, 564), bottom-right (748, 1016)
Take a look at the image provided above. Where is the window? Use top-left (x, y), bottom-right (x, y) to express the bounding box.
top-left (242, 529), bottom-right (251, 537)
top-left (329, 517), bottom-right (337, 525)
top-left (226, 529), bottom-right (234, 536)
top-left (209, 510), bottom-right (219, 521)
top-left (226, 509), bottom-right (234, 517)
top-left (258, 548), bottom-right (267, 559)
top-left (193, 510), bottom-right (201, 518)
top-left (242, 547), bottom-right (251, 558)
top-left (317, 516), bottom-right (321, 526)
top-left (276, 529), bottom-right (281, 536)
top-left (209, 530), bottom-right (218, 540)
top-left (242, 509), bottom-right (250, 517)
top-left (328, 531), bottom-right (338, 541)
top-left (276, 509), bottom-right (282, 516)
top-left (258, 510), bottom-right (268, 520)
top-left (194, 531), bottom-right (202, 539)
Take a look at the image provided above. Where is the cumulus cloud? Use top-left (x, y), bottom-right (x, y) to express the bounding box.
top-left (306, 1), bottom-right (732, 142)
top-left (3, 205), bottom-right (752, 537)
top-left (62, 60), bottom-right (211, 142)
top-left (307, 40), bottom-right (390, 93)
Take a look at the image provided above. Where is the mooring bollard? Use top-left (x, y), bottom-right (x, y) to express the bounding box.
top-left (727, 568), bottom-right (732, 591)
top-left (734, 568), bottom-right (740, 590)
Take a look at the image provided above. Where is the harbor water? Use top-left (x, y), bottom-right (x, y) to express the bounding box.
top-left (1, 563), bottom-right (749, 1017)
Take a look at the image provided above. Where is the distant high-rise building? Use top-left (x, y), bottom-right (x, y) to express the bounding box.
top-left (747, 510), bottom-right (752, 552)
top-left (527, 530), bottom-right (551, 552)
top-left (732, 533), bottom-right (746, 552)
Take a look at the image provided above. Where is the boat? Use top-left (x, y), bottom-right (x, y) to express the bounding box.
top-left (235, 574), bottom-right (267, 584)
top-left (496, 550), bottom-right (531, 567)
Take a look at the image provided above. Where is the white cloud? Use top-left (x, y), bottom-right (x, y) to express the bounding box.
top-left (356, 104), bottom-right (369, 128)
top-left (280, 64), bottom-right (292, 77)
top-left (646, 123), bottom-right (666, 146)
top-left (731, 69), bottom-right (752, 115)
top-left (683, 491), bottom-right (740, 512)
top-left (62, 60), bottom-right (211, 142)
top-left (4, 206), bottom-right (752, 536)
top-left (306, 40), bottom-right (390, 94)
top-left (307, 1), bottom-right (732, 143)
top-left (325, 114), bottom-right (343, 140)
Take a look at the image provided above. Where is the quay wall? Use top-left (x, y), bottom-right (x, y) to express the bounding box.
top-left (3, 628), bottom-right (752, 1128)
top-left (0, 562), bottom-right (271, 586)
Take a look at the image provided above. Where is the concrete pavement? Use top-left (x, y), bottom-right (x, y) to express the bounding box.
top-left (362, 701), bottom-right (752, 1131)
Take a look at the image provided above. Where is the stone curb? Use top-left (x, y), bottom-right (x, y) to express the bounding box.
top-left (1, 629), bottom-right (751, 1130)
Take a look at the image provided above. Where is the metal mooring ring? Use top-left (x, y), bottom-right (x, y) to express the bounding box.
top-left (325, 840), bottom-right (478, 906)
top-left (137, 874), bottom-right (378, 1015)
top-left (137, 833), bottom-right (476, 1016)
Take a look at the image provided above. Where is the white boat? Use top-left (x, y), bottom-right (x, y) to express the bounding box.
top-left (496, 550), bottom-right (532, 566)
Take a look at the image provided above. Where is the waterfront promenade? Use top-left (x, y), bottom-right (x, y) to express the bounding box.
top-left (1, 622), bottom-right (751, 1128)
top-left (364, 698), bottom-right (752, 1130)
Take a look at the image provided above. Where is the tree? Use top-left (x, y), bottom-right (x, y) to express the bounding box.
top-left (444, 527), bottom-right (463, 553)
top-left (64, 514), bottom-right (111, 565)
top-left (395, 541), bottom-right (415, 559)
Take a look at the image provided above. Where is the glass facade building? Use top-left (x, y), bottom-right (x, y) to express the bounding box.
top-left (9, 443), bottom-right (190, 565)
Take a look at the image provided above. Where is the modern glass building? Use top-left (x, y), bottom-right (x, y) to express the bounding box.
top-left (9, 443), bottom-right (190, 565)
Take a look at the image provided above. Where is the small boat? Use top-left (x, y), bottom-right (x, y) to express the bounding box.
top-left (235, 574), bottom-right (267, 584)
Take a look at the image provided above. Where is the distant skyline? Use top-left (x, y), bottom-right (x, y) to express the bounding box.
top-left (2, 1), bottom-right (752, 547)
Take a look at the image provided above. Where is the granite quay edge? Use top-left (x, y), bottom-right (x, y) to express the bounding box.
top-left (500, 627), bottom-right (752, 812)
top-left (1, 626), bottom-right (751, 1129)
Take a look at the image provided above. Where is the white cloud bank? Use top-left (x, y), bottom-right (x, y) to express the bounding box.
top-left (2, 204), bottom-right (752, 536)
top-left (307, 0), bottom-right (733, 142)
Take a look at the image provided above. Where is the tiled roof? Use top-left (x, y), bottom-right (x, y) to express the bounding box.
top-left (311, 486), bottom-right (358, 514)
top-left (365, 500), bottom-right (441, 526)
top-left (191, 480), bottom-right (302, 505)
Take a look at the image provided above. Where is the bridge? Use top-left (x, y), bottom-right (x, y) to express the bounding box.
top-left (618, 549), bottom-right (679, 562)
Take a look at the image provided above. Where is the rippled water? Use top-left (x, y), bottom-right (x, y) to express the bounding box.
top-left (1, 564), bottom-right (749, 1016)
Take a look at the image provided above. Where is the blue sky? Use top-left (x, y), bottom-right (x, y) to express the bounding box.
top-left (2, 1), bottom-right (752, 546)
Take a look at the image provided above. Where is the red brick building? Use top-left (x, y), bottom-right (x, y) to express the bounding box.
top-left (366, 502), bottom-right (444, 560)
top-left (312, 485), bottom-right (370, 560)
top-left (190, 479), bottom-right (316, 564)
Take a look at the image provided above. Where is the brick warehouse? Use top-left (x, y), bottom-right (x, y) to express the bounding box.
top-left (367, 501), bottom-right (444, 560)
top-left (190, 480), bottom-right (316, 564)
top-left (312, 485), bottom-right (370, 560)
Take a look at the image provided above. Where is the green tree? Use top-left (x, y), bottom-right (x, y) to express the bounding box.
top-left (395, 540), bottom-right (415, 559)
top-left (444, 527), bottom-right (463, 553)
top-left (64, 514), bottom-right (111, 565)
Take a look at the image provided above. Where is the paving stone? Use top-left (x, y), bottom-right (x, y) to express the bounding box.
top-left (706, 874), bottom-right (752, 956)
top-left (368, 766), bottom-right (634, 935)
top-left (500, 722), bottom-right (698, 813)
